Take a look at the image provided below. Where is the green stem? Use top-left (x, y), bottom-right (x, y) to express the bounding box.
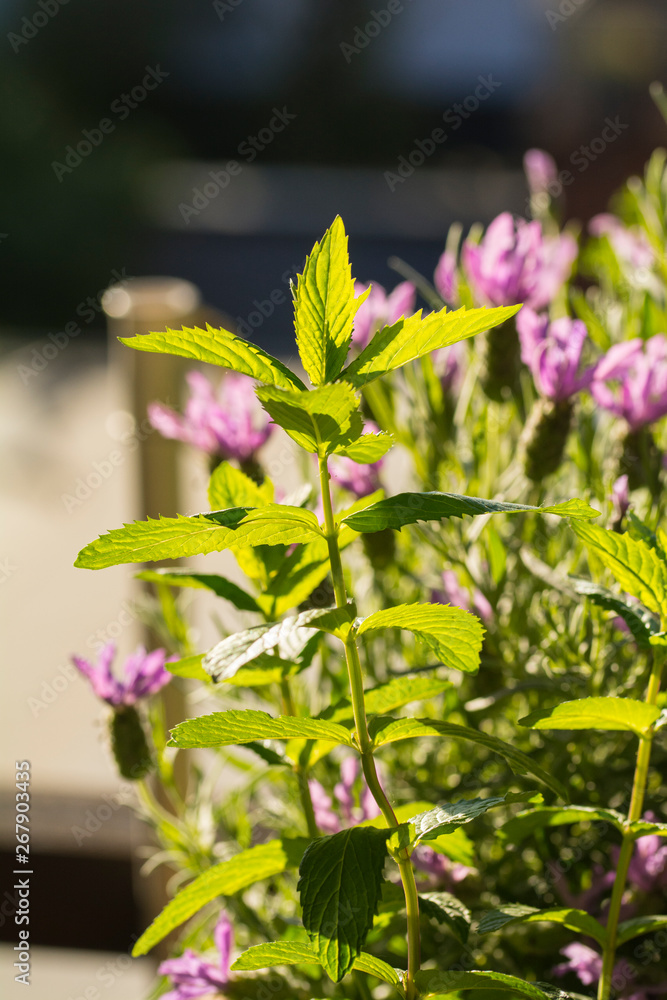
top-left (597, 645), bottom-right (665, 1000)
top-left (317, 455), bottom-right (421, 1000)
top-left (280, 677), bottom-right (320, 839)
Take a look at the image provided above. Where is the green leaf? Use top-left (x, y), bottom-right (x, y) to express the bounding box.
top-left (519, 697), bottom-right (661, 737)
top-left (119, 323), bottom-right (305, 389)
top-left (324, 675), bottom-right (452, 725)
top-left (414, 969), bottom-right (558, 1000)
top-left (293, 216), bottom-right (357, 385)
top-left (136, 568), bottom-right (261, 613)
top-left (342, 492), bottom-right (599, 533)
top-left (409, 795), bottom-right (510, 843)
top-left (132, 838), bottom-right (307, 956)
top-left (628, 818), bottom-right (667, 839)
top-left (203, 617), bottom-right (319, 682)
top-left (364, 801), bottom-right (475, 866)
top-left (294, 603), bottom-right (357, 639)
top-left (229, 505), bottom-right (323, 547)
top-left (231, 940), bottom-right (401, 986)
top-left (168, 709), bottom-right (354, 749)
top-left (477, 904), bottom-right (607, 946)
top-left (356, 603), bottom-right (485, 675)
top-left (165, 653), bottom-right (210, 683)
top-left (297, 826), bottom-right (389, 982)
top-left (572, 521), bottom-right (667, 618)
top-left (337, 304), bottom-right (521, 389)
top-left (74, 510), bottom-right (249, 569)
top-left (256, 383), bottom-right (362, 456)
top-left (570, 578), bottom-right (661, 648)
top-left (500, 806), bottom-right (626, 844)
top-left (617, 915), bottom-right (667, 945)
top-left (369, 717), bottom-right (567, 799)
top-left (208, 461), bottom-right (273, 510)
top-left (419, 892), bottom-right (471, 943)
top-left (334, 432), bottom-right (394, 463)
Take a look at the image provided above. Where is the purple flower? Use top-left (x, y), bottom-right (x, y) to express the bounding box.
top-left (611, 474), bottom-right (630, 523)
top-left (434, 249), bottom-right (459, 306)
top-left (352, 280), bottom-right (416, 350)
top-left (591, 335), bottom-right (667, 431)
top-left (309, 757), bottom-right (381, 834)
top-left (553, 943), bottom-right (603, 986)
top-left (412, 845), bottom-right (474, 888)
top-left (517, 308), bottom-right (593, 402)
top-left (431, 570), bottom-right (493, 624)
top-left (463, 212), bottom-right (577, 311)
top-left (148, 371), bottom-right (272, 461)
top-left (72, 643), bottom-right (171, 707)
top-left (612, 814), bottom-right (667, 894)
top-left (159, 912), bottom-right (232, 999)
top-left (549, 860), bottom-right (615, 914)
top-left (523, 148), bottom-right (558, 198)
top-left (329, 422), bottom-right (385, 498)
top-left (432, 340), bottom-right (466, 395)
top-left (589, 214), bottom-right (655, 272)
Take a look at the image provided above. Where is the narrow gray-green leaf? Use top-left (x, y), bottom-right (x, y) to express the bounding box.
top-left (356, 603), bottom-right (484, 675)
top-left (297, 826), bottom-right (389, 982)
top-left (294, 216), bottom-right (357, 385)
top-left (132, 838), bottom-right (307, 956)
top-left (369, 717), bottom-right (567, 799)
top-left (119, 323), bottom-right (305, 389)
top-left (342, 492), bottom-right (599, 533)
top-left (477, 904), bottom-right (607, 946)
top-left (519, 697), bottom-right (661, 737)
top-left (136, 568), bottom-right (261, 613)
top-left (168, 709), bottom-right (354, 749)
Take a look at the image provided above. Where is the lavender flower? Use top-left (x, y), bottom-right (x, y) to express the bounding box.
top-left (431, 570), bottom-right (493, 624)
top-left (611, 474), bottom-right (630, 527)
top-left (148, 371), bottom-right (272, 461)
top-left (159, 912), bottom-right (232, 1000)
top-left (612, 815), bottom-right (667, 894)
top-left (309, 757), bottom-right (381, 834)
top-left (72, 643), bottom-right (171, 707)
top-left (411, 845), bottom-right (474, 888)
top-left (463, 212), bottom-right (577, 310)
top-left (434, 249), bottom-right (459, 306)
top-left (591, 335), bottom-right (667, 431)
top-left (589, 214), bottom-right (655, 272)
top-left (432, 340), bottom-right (466, 395)
top-left (523, 148), bottom-right (558, 198)
top-left (352, 280), bottom-right (416, 350)
top-left (517, 308), bottom-right (593, 402)
top-left (553, 943), bottom-right (603, 986)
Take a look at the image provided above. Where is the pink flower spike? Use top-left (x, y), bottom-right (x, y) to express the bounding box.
top-left (158, 911), bottom-right (233, 998)
top-left (517, 308), bottom-right (592, 402)
top-left (591, 334), bottom-right (667, 430)
top-left (553, 943), bottom-right (603, 986)
top-left (71, 644), bottom-right (172, 708)
top-left (523, 148), bottom-right (558, 197)
top-left (352, 280), bottom-right (416, 349)
top-left (434, 249), bottom-right (459, 305)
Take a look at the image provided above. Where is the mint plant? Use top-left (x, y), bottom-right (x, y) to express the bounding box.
top-left (76, 217), bottom-right (600, 999)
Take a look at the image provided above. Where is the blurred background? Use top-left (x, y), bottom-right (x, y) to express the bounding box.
top-left (2, 0), bottom-right (667, 995)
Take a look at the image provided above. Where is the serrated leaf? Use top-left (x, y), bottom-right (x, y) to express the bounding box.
top-left (165, 653), bottom-right (210, 683)
top-left (230, 504), bottom-right (324, 547)
top-left (477, 904), bottom-right (607, 946)
top-left (297, 826), bottom-right (389, 982)
top-left (342, 492), bottom-right (599, 533)
top-left (570, 578), bottom-right (660, 648)
top-left (257, 383), bottom-right (362, 456)
top-left (294, 216), bottom-right (357, 385)
top-left (119, 323), bottom-right (305, 389)
top-left (231, 940), bottom-right (400, 985)
top-left (335, 432), bottom-right (394, 463)
top-left (420, 892), bottom-right (472, 942)
top-left (519, 697), bottom-right (661, 737)
top-left (75, 510), bottom-right (250, 569)
top-left (136, 568), bottom-right (261, 613)
top-left (409, 795), bottom-right (509, 843)
top-left (337, 304), bottom-right (521, 389)
top-left (500, 805), bottom-right (626, 843)
top-left (208, 461), bottom-right (273, 510)
top-left (132, 838), bottom-right (308, 956)
top-left (294, 603), bottom-right (356, 639)
top-left (323, 675), bottom-right (452, 725)
top-left (369, 717), bottom-right (567, 799)
top-left (168, 709), bottom-right (354, 749)
top-left (617, 915), bottom-right (667, 945)
top-left (364, 802), bottom-right (476, 866)
top-left (415, 969), bottom-right (557, 1000)
top-left (628, 818), bottom-right (667, 839)
top-left (203, 616), bottom-right (319, 682)
top-left (572, 521), bottom-right (667, 618)
top-left (356, 603), bottom-right (485, 675)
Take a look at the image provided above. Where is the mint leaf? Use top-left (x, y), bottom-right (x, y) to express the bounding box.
top-left (323, 675), bottom-right (452, 725)
top-left (208, 461), bottom-right (273, 510)
top-left (257, 383), bottom-right (362, 456)
top-left (356, 603), bottom-right (485, 675)
top-left (203, 617), bottom-right (319, 683)
top-left (420, 892), bottom-right (472, 943)
top-left (334, 432), bottom-right (394, 463)
top-left (297, 826), bottom-right (389, 982)
top-left (409, 795), bottom-right (509, 842)
top-left (119, 324), bottom-right (305, 389)
top-left (168, 709), bottom-right (354, 749)
top-left (415, 969), bottom-right (560, 1000)
top-left (293, 216), bottom-right (357, 385)
top-left (617, 915), bottom-right (667, 945)
top-left (500, 805), bottom-right (626, 843)
top-left (477, 904), bottom-right (607, 946)
top-left (519, 697), bottom-right (661, 737)
top-left (136, 568), bottom-right (261, 613)
top-left (231, 940), bottom-right (400, 986)
top-left (342, 492), bottom-right (599, 532)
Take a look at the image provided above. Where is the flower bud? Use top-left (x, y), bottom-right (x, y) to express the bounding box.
top-left (520, 397), bottom-right (573, 482)
top-left (479, 320), bottom-right (520, 402)
top-left (110, 706), bottom-right (153, 781)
